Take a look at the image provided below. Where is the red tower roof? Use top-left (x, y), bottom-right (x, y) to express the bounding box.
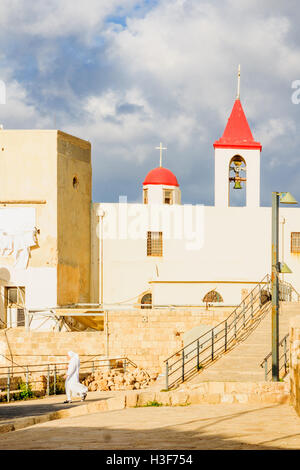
top-left (214, 99), bottom-right (262, 150)
top-left (143, 167), bottom-right (179, 187)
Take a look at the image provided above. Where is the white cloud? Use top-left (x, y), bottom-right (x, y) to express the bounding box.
top-left (0, 0), bottom-right (139, 41)
top-left (1, 0), bottom-right (300, 203)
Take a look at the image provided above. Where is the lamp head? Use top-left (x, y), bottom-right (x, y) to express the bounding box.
top-left (279, 192), bottom-right (298, 204)
top-left (277, 262), bottom-right (293, 274)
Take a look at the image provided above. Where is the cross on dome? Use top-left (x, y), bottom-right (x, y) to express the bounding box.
top-left (155, 142), bottom-right (167, 167)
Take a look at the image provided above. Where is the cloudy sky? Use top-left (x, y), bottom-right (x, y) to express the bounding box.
top-left (0, 0), bottom-right (300, 206)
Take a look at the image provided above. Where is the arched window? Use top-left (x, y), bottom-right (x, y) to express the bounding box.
top-left (140, 292), bottom-right (152, 309)
top-left (203, 290), bottom-right (223, 304)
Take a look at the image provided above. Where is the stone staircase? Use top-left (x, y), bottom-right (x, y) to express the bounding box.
top-left (188, 301), bottom-right (300, 383)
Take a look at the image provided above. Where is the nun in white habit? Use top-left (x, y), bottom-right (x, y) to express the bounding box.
top-left (64, 351), bottom-right (88, 403)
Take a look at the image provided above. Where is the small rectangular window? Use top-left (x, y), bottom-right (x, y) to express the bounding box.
top-left (147, 231), bottom-right (163, 256)
top-left (143, 189), bottom-right (148, 204)
top-left (163, 189), bottom-right (173, 205)
top-left (7, 287), bottom-right (18, 305)
top-left (6, 286), bottom-right (25, 306)
top-left (291, 232), bottom-right (300, 253)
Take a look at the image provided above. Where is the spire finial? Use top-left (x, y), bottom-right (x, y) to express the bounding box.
top-left (155, 142), bottom-right (167, 167)
top-left (237, 64), bottom-right (241, 99)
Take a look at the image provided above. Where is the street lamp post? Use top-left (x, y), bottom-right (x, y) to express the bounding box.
top-left (271, 192), bottom-right (280, 381)
top-left (271, 191), bottom-right (297, 381)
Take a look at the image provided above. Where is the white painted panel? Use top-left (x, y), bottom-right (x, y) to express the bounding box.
top-left (0, 207), bottom-right (36, 231)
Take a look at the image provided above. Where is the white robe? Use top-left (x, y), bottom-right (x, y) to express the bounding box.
top-left (65, 351), bottom-right (88, 401)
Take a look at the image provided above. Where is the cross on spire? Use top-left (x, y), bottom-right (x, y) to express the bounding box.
top-left (155, 142), bottom-right (167, 167)
top-left (237, 64), bottom-right (241, 99)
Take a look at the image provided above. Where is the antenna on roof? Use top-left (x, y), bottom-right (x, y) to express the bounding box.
top-left (237, 64), bottom-right (241, 100)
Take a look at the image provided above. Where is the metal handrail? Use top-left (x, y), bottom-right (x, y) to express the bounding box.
top-left (0, 355), bottom-right (137, 402)
top-left (278, 280), bottom-right (300, 302)
top-left (164, 274), bottom-right (273, 390)
top-left (260, 333), bottom-right (289, 381)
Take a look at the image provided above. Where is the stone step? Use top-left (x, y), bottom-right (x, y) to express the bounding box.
top-left (188, 302), bottom-right (292, 384)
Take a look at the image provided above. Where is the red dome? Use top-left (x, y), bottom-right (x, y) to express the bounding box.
top-left (143, 167), bottom-right (179, 187)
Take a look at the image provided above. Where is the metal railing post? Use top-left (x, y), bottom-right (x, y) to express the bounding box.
top-left (225, 321), bottom-right (227, 352)
top-left (212, 329), bottom-right (214, 361)
top-left (284, 337), bottom-right (287, 375)
top-left (250, 292), bottom-right (254, 317)
top-left (123, 358), bottom-right (127, 374)
top-left (7, 367), bottom-right (10, 403)
top-left (92, 361), bottom-right (95, 374)
top-left (197, 339), bottom-right (200, 370)
top-left (26, 366), bottom-right (29, 391)
top-left (165, 361), bottom-right (169, 391)
top-left (264, 359), bottom-right (268, 381)
top-left (54, 365), bottom-right (57, 395)
top-left (47, 365), bottom-right (50, 396)
top-left (234, 312), bottom-right (237, 338)
top-left (182, 350), bottom-right (185, 383)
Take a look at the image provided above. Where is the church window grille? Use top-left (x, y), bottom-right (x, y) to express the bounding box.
top-left (147, 231), bottom-right (163, 256)
top-left (291, 232), bottom-right (300, 253)
top-left (203, 290), bottom-right (223, 303)
top-left (141, 293), bottom-right (152, 309)
top-left (163, 190), bottom-right (173, 205)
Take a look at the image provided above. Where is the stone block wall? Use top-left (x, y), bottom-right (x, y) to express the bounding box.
top-left (290, 315), bottom-right (300, 415)
top-left (106, 308), bottom-right (230, 372)
top-left (0, 328), bottom-right (105, 368)
top-left (0, 308), bottom-right (231, 375)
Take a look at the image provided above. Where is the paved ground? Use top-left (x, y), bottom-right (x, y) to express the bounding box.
top-left (0, 391), bottom-right (113, 426)
top-left (0, 402), bottom-right (299, 450)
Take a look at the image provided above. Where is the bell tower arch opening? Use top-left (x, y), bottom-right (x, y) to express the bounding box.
top-left (228, 154), bottom-right (247, 207)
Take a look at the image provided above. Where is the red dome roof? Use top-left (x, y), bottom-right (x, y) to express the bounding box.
top-left (143, 167), bottom-right (179, 187)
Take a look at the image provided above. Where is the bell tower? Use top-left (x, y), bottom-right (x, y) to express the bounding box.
top-left (214, 67), bottom-right (262, 208)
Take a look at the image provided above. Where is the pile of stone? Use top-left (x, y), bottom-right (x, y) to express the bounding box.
top-left (83, 367), bottom-right (159, 391)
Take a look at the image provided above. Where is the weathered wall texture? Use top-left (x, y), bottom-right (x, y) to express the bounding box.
top-left (0, 308), bottom-right (231, 372)
top-left (0, 130), bottom-right (92, 327)
top-left (57, 131), bottom-right (91, 305)
top-left (289, 315), bottom-right (300, 415)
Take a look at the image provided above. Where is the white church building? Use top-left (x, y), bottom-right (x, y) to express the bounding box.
top-left (0, 91), bottom-right (299, 331)
top-left (91, 96), bottom-right (300, 310)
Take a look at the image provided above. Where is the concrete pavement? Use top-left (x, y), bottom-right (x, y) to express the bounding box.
top-left (0, 403), bottom-right (299, 450)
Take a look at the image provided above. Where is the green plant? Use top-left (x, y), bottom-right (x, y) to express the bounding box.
top-left (18, 382), bottom-right (34, 400)
top-left (143, 400), bottom-right (163, 407)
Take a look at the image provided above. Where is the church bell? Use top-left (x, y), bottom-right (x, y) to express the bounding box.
top-left (233, 180), bottom-right (242, 190)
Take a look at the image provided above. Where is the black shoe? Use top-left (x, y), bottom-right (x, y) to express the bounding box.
top-left (63, 400), bottom-right (72, 404)
top-left (81, 394), bottom-right (87, 402)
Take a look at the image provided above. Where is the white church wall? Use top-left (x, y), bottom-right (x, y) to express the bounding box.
top-left (91, 203), bottom-right (300, 307)
top-left (151, 282), bottom-right (259, 307)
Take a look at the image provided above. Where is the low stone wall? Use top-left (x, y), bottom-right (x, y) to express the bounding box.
top-left (289, 316), bottom-right (300, 415)
top-left (0, 308), bottom-right (232, 373)
top-left (0, 328), bottom-right (105, 367)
